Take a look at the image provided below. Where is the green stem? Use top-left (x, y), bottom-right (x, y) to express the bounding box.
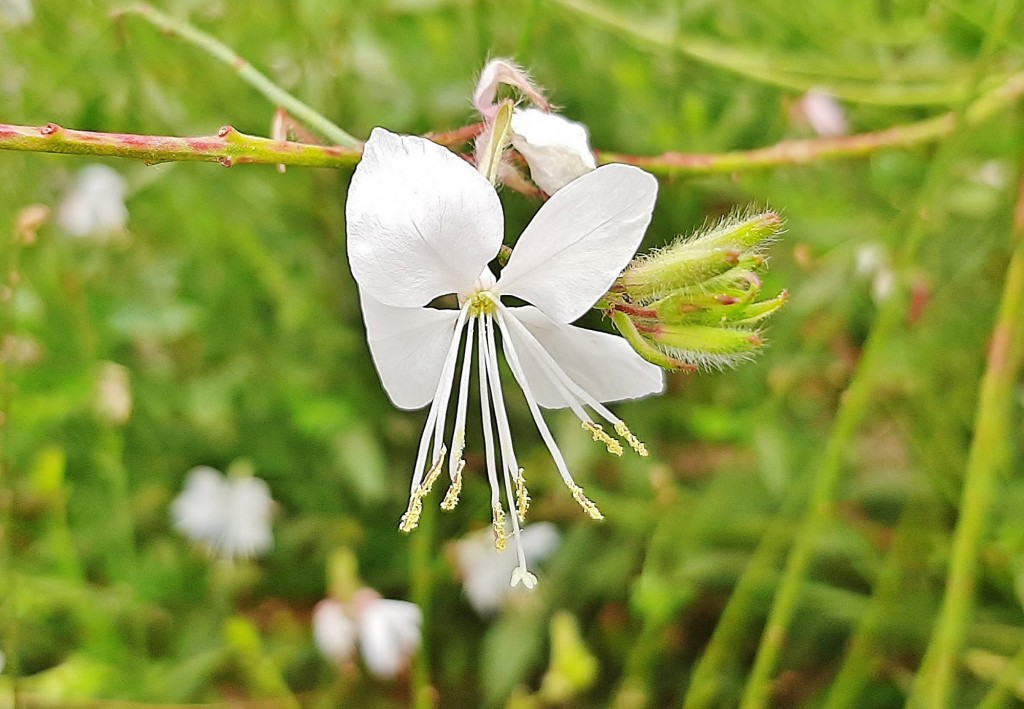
top-left (907, 170), bottom-right (1024, 709)
top-left (0, 122), bottom-right (359, 168)
top-left (115, 4), bottom-right (362, 149)
top-left (549, 0), bottom-right (975, 106)
top-left (410, 503), bottom-right (438, 709)
top-left (975, 641), bottom-right (1024, 709)
top-left (598, 69), bottom-right (1024, 178)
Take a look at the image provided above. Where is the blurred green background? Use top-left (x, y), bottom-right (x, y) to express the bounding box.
top-left (2, 0), bottom-right (1023, 707)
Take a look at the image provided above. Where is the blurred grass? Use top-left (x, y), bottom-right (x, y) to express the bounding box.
top-left (1, 0), bottom-right (1024, 707)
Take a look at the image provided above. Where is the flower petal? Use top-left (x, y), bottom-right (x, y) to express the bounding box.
top-left (496, 163), bottom-right (657, 323)
top-left (346, 128), bottom-right (504, 308)
top-left (503, 306), bottom-right (664, 407)
top-left (360, 291), bottom-right (460, 410)
top-left (358, 599), bottom-right (423, 679)
top-left (510, 108), bottom-right (596, 194)
top-left (313, 600), bottom-right (357, 664)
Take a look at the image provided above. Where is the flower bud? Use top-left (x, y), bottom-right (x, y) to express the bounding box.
top-left (603, 210), bottom-right (787, 371)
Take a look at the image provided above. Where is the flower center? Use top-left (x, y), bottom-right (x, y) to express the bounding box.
top-left (466, 290), bottom-right (499, 318)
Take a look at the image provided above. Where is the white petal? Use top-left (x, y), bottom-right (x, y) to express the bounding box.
top-left (171, 466), bottom-right (229, 545)
top-left (503, 306), bottom-right (664, 407)
top-left (510, 108), bottom-right (596, 194)
top-left (346, 128), bottom-right (504, 308)
top-left (313, 600), bottom-right (357, 663)
top-left (360, 291), bottom-right (461, 410)
top-left (57, 164), bottom-right (128, 238)
top-left (358, 599), bottom-right (423, 679)
top-left (221, 477), bottom-right (274, 558)
top-left (496, 164), bottom-right (657, 323)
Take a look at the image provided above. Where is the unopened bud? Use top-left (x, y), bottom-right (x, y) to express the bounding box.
top-left (604, 209), bottom-right (787, 372)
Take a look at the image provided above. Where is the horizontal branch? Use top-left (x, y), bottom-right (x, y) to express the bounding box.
top-left (0, 123), bottom-right (359, 169)
top-left (2, 66), bottom-right (1021, 178)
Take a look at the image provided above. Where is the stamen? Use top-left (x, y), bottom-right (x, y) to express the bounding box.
top-left (449, 318), bottom-right (476, 483)
top-left (398, 446), bottom-right (446, 532)
top-left (582, 421), bottom-right (623, 456)
top-left (568, 482), bottom-right (604, 521)
top-left (614, 421), bottom-right (649, 457)
top-left (515, 469), bottom-right (530, 523)
top-left (440, 459), bottom-right (464, 511)
top-left (491, 503), bottom-right (508, 552)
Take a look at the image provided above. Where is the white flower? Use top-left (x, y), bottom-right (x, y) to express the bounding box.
top-left (57, 165), bottom-right (128, 238)
top-left (454, 522), bottom-right (560, 615)
top-left (510, 108), bottom-right (597, 194)
top-left (93, 361), bottom-right (132, 425)
top-left (796, 89), bottom-right (848, 138)
top-left (313, 592), bottom-right (422, 680)
top-left (171, 466), bottom-right (274, 558)
top-left (347, 128), bottom-right (664, 587)
top-left (0, 0), bottom-right (33, 27)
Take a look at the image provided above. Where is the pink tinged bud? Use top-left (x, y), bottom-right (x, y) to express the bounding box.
top-left (510, 108), bottom-right (597, 194)
top-left (473, 58), bottom-right (549, 119)
top-left (797, 90), bottom-right (848, 138)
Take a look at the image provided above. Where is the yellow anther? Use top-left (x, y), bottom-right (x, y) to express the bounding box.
top-left (492, 504), bottom-right (508, 552)
top-left (398, 447), bottom-right (447, 532)
top-left (441, 459), bottom-right (464, 511)
top-left (614, 421), bottom-right (649, 457)
top-left (583, 421), bottom-right (623, 456)
top-left (399, 497), bottom-right (422, 532)
top-left (515, 469), bottom-right (530, 523)
top-left (568, 483), bottom-right (604, 521)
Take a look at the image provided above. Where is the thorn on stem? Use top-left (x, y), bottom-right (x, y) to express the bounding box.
top-left (218, 156), bottom-right (234, 168)
top-left (40, 123), bottom-right (61, 136)
top-left (217, 125), bottom-right (236, 138)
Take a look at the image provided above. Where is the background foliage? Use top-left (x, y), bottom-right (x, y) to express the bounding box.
top-left (1, 0), bottom-right (1023, 707)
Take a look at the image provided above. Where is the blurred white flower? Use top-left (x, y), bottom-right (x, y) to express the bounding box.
top-left (313, 591), bottom-right (422, 680)
top-left (454, 522), bottom-right (560, 615)
top-left (57, 165), bottom-right (128, 238)
top-left (312, 599), bottom-right (357, 664)
top-left (473, 58), bottom-right (596, 193)
top-left (0, 0), bottom-right (33, 27)
top-left (94, 362), bottom-right (132, 425)
top-left (171, 466), bottom-right (274, 558)
top-left (796, 89), bottom-right (848, 138)
top-left (854, 243), bottom-right (895, 304)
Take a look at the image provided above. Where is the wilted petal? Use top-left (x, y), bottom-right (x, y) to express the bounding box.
top-left (503, 306), bottom-right (664, 408)
top-left (360, 291), bottom-right (461, 410)
top-left (358, 599), bottom-right (422, 679)
top-left (497, 164), bottom-right (657, 323)
top-left (347, 128), bottom-right (504, 308)
top-left (313, 600), bottom-right (357, 664)
top-left (510, 108), bottom-right (596, 194)
top-left (473, 58), bottom-right (548, 119)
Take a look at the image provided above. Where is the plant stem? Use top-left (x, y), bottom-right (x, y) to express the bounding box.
top-left (598, 69), bottom-right (1024, 178)
top-left (0, 122), bottom-right (359, 168)
top-left (549, 0), bottom-right (973, 106)
top-left (115, 4), bottom-right (362, 149)
top-left (410, 503), bottom-right (438, 709)
top-left (907, 168), bottom-right (1024, 709)
top-left (3, 66), bottom-right (1022, 177)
